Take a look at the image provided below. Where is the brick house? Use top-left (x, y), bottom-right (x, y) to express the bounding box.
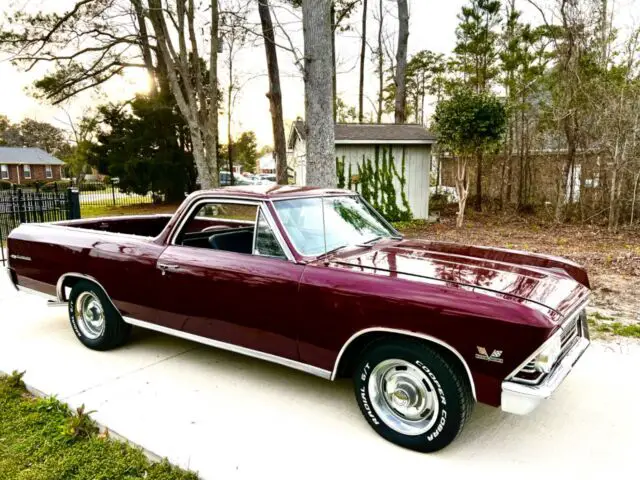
top-left (0, 147), bottom-right (65, 184)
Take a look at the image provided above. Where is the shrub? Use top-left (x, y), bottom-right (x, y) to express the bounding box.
top-left (80, 182), bottom-right (108, 192)
top-left (41, 181), bottom-right (71, 192)
top-left (0, 180), bottom-right (12, 190)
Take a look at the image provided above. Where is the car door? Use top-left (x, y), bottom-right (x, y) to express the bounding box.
top-left (154, 198), bottom-right (304, 361)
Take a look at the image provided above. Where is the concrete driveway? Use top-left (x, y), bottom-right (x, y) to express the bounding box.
top-left (0, 274), bottom-right (638, 480)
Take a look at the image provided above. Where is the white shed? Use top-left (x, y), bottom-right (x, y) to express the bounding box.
top-left (287, 121), bottom-right (436, 219)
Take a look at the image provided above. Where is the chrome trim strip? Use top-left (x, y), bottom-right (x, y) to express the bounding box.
top-left (55, 273), bottom-right (118, 313)
top-left (504, 298), bottom-right (590, 381)
top-left (268, 192), bottom-right (358, 202)
top-left (330, 327), bottom-right (477, 400)
top-left (122, 316), bottom-right (332, 380)
top-left (47, 300), bottom-right (68, 307)
top-left (501, 336), bottom-right (589, 415)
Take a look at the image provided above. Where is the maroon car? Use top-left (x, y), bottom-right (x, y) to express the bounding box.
top-left (5, 186), bottom-right (590, 452)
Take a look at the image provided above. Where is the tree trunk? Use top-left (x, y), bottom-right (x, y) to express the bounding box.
top-left (631, 172), bottom-right (640, 225)
top-left (455, 156), bottom-right (469, 228)
top-left (132, 0), bottom-right (157, 93)
top-left (556, 115), bottom-right (577, 222)
top-left (227, 50), bottom-right (234, 184)
top-left (302, 0), bottom-right (336, 188)
top-left (474, 151), bottom-right (482, 211)
top-left (394, 0), bottom-right (409, 123)
top-left (331, 3), bottom-right (337, 123)
top-left (358, 0), bottom-right (368, 123)
top-left (258, 0), bottom-right (288, 185)
top-left (146, 0), bottom-right (218, 189)
top-left (376, 0), bottom-right (383, 123)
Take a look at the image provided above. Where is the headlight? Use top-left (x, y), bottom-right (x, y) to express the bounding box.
top-left (534, 333), bottom-right (562, 373)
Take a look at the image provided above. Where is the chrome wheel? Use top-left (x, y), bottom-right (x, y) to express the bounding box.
top-left (368, 359), bottom-right (440, 436)
top-left (75, 291), bottom-right (106, 340)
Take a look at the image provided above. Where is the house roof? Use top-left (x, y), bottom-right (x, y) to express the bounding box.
top-left (289, 121), bottom-right (436, 148)
top-left (0, 147), bottom-right (65, 165)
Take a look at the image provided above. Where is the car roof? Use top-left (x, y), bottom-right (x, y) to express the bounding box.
top-left (193, 185), bottom-right (355, 200)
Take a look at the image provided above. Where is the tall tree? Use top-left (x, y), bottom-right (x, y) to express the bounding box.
top-left (302, 0), bottom-right (336, 187)
top-left (375, 0), bottom-right (385, 122)
top-left (454, 0), bottom-right (502, 211)
top-left (146, 0), bottom-right (220, 188)
top-left (433, 88), bottom-right (507, 227)
top-left (394, 0), bottom-right (409, 123)
top-left (358, 0), bottom-right (368, 122)
top-left (221, 2), bottom-right (249, 183)
top-left (0, 0), bottom-right (220, 188)
top-left (89, 94), bottom-right (196, 201)
top-left (258, 0), bottom-right (288, 185)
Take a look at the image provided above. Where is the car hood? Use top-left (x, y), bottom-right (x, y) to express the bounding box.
top-left (328, 239), bottom-right (589, 316)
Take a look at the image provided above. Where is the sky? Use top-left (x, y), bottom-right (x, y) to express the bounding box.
top-left (0, 0), bottom-right (638, 147)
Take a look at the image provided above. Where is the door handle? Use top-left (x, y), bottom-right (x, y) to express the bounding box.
top-left (158, 263), bottom-right (180, 274)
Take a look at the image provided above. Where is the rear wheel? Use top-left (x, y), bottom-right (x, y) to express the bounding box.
top-left (353, 339), bottom-right (474, 452)
top-left (68, 280), bottom-right (131, 351)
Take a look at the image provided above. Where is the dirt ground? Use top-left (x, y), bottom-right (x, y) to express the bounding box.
top-left (398, 211), bottom-right (640, 336)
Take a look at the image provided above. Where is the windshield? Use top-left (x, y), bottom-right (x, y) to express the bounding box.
top-left (273, 195), bottom-right (398, 257)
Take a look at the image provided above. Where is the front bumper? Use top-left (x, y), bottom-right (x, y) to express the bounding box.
top-left (501, 335), bottom-right (590, 415)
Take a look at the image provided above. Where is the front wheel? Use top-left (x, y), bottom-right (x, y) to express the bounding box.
top-left (353, 339), bottom-right (474, 452)
top-left (68, 280), bottom-right (131, 351)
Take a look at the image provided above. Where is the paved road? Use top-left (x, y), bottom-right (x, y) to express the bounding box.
top-left (0, 274), bottom-right (637, 479)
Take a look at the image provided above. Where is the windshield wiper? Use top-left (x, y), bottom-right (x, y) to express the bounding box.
top-left (356, 236), bottom-right (382, 247)
top-left (319, 244), bottom-right (349, 258)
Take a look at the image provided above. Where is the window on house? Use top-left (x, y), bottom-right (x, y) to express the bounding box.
top-left (0, 165), bottom-right (8, 180)
top-left (23, 165), bottom-right (31, 179)
top-left (45, 165), bottom-right (53, 179)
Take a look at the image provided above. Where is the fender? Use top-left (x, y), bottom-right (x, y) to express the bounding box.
top-left (331, 327), bottom-right (477, 400)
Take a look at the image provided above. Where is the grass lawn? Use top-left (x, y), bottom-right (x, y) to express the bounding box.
top-left (0, 372), bottom-right (197, 480)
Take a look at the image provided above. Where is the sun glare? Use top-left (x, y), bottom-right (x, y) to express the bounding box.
top-left (122, 67), bottom-right (153, 95)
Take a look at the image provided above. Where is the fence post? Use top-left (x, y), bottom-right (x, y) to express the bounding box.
top-left (35, 182), bottom-right (44, 223)
top-left (67, 188), bottom-right (81, 220)
top-left (17, 188), bottom-right (26, 224)
top-left (111, 179), bottom-right (116, 206)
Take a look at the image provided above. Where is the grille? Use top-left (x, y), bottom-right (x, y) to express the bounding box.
top-left (560, 312), bottom-right (581, 355)
top-left (512, 308), bottom-right (584, 386)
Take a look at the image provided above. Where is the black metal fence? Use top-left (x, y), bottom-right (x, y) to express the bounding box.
top-left (0, 187), bottom-right (80, 267)
top-left (76, 180), bottom-right (157, 208)
top-left (15, 180), bottom-right (158, 210)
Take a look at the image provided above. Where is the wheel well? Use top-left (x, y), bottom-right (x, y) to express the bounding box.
top-left (58, 275), bottom-right (83, 301)
top-left (57, 274), bottom-right (112, 308)
top-left (334, 331), bottom-right (476, 398)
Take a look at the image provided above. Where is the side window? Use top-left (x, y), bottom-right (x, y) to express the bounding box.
top-left (193, 203), bottom-right (257, 222)
top-left (254, 210), bottom-right (287, 259)
top-left (175, 201), bottom-right (258, 253)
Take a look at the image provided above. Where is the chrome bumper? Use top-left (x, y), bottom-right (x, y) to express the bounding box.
top-left (501, 336), bottom-right (590, 415)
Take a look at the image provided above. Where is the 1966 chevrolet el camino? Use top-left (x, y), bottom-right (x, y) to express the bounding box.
top-left (5, 185), bottom-right (590, 452)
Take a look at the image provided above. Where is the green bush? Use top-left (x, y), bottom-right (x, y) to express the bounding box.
top-left (80, 182), bottom-right (108, 192)
top-left (41, 181), bottom-right (71, 192)
top-left (0, 180), bottom-right (12, 190)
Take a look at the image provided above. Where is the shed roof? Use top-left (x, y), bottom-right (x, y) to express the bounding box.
top-left (288, 120), bottom-right (436, 148)
top-left (0, 147), bottom-right (65, 165)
